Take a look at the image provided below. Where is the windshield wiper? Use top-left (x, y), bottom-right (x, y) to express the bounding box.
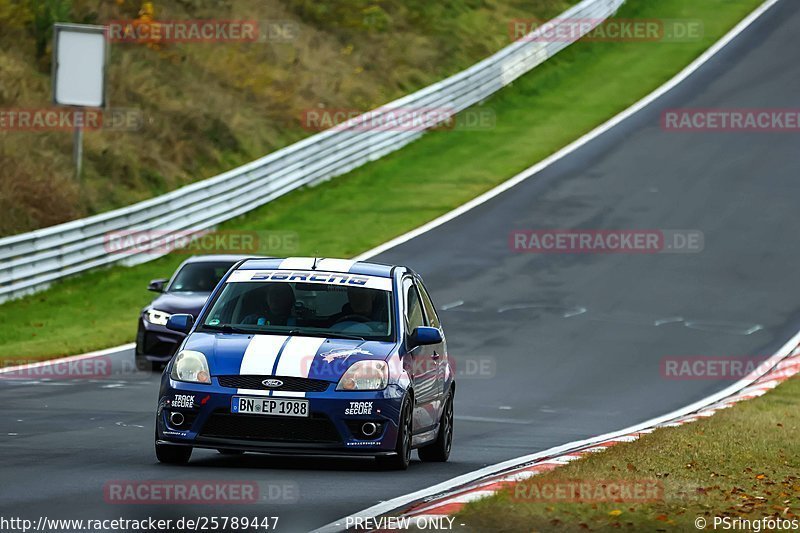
top-left (329, 333), bottom-right (367, 341)
top-left (201, 323), bottom-right (254, 334)
top-left (287, 330), bottom-right (366, 342)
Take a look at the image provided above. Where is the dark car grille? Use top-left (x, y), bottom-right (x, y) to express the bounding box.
top-left (199, 410), bottom-right (341, 443)
top-left (216, 375), bottom-right (330, 392)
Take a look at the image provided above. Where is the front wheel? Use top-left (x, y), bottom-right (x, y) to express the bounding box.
top-left (376, 396), bottom-right (412, 470)
top-left (418, 391), bottom-right (453, 462)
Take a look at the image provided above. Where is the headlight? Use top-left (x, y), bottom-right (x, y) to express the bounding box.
top-left (336, 360), bottom-right (388, 391)
top-left (145, 308), bottom-right (171, 326)
top-left (170, 350), bottom-right (211, 384)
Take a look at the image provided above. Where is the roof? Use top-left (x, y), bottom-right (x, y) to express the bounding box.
top-left (182, 254), bottom-right (258, 264)
top-left (237, 257), bottom-right (396, 277)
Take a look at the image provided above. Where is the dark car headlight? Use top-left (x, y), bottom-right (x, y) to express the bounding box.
top-left (144, 308), bottom-right (172, 326)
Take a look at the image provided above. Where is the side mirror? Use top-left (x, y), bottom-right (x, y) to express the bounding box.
top-left (409, 326), bottom-right (443, 348)
top-left (147, 278), bottom-right (168, 293)
top-left (166, 314), bottom-right (194, 334)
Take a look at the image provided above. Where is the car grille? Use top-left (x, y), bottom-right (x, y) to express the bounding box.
top-left (199, 410), bottom-right (341, 443)
top-left (216, 375), bottom-right (330, 392)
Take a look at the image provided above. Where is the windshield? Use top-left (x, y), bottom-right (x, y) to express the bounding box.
top-left (200, 280), bottom-right (394, 341)
top-left (168, 262), bottom-right (236, 293)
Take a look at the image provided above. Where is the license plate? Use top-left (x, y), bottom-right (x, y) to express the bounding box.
top-left (231, 396), bottom-right (309, 418)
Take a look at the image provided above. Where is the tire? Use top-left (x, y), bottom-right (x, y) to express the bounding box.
top-left (155, 441), bottom-right (192, 464)
top-left (376, 395), bottom-right (412, 470)
top-left (418, 390), bottom-right (454, 462)
top-left (217, 449), bottom-right (244, 455)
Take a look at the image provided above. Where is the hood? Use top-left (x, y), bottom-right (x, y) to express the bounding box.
top-left (147, 292), bottom-right (211, 317)
top-left (183, 332), bottom-right (396, 382)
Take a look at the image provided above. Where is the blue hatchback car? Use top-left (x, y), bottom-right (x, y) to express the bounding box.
top-left (155, 257), bottom-right (454, 469)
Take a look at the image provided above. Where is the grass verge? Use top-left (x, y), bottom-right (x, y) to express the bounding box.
top-left (456, 377), bottom-right (800, 531)
top-left (0, 0), bottom-right (765, 361)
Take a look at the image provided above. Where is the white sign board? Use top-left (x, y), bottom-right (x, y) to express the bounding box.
top-left (52, 23), bottom-right (107, 108)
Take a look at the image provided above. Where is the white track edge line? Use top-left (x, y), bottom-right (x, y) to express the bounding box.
top-left (319, 0), bottom-right (784, 530)
top-left (0, 343), bottom-right (135, 374)
top-left (354, 0), bottom-right (782, 262)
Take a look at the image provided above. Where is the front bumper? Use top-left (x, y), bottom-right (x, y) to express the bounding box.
top-left (157, 379), bottom-right (405, 455)
top-left (136, 319), bottom-right (185, 363)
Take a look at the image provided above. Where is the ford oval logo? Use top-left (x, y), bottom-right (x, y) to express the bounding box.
top-left (262, 379), bottom-right (283, 388)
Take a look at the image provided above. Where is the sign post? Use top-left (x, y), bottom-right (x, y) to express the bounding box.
top-left (52, 23), bottom-right (108, 180)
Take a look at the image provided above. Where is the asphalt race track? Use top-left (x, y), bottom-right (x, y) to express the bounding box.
top-left (1, 2), bottom-right (799, 531)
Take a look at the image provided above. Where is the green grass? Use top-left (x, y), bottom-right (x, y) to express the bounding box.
top-left (456, 377), bottom-right (800, 531)
top-left (0, 0), bottom-right (764, 361)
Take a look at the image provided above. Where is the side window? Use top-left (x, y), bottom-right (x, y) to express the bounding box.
top-left (417, 281), bottom-right (440, 329)
top-left (404, 279), bottom-right (425, 333)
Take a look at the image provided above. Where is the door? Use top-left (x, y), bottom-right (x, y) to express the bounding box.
top-left (417, 278), bottom-right (447, 417)
top-left (402, 277), bottom-right (438, 432)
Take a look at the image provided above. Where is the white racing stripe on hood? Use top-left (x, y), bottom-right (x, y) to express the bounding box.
top-left (237, 334), bottom-right (289, 396)
top-left (272, 336), bottom-right (328, 397)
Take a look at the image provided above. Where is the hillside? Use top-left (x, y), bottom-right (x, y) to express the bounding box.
top-left (0, 0), bottom-right (573, 236)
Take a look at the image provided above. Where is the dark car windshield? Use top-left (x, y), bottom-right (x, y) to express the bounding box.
top-left (168, 262), bottom-right (236, 293)
top-left (199, 281), bottom-right (394, 341)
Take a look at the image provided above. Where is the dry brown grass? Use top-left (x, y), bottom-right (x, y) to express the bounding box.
top-left (0, 0), bottom-right (573, 236)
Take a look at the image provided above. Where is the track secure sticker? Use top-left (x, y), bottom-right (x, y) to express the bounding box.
top-left (169, 394), bottom-right (195, 408)
top-left (344, 401), bottom-right (373, 415)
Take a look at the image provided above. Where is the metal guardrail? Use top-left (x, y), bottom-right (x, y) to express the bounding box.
top-left (0, 0), bottom-right (624, 302)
